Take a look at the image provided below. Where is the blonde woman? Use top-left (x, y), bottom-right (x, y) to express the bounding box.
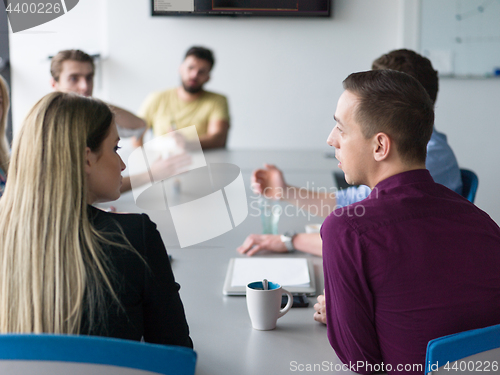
top-left (0, 75), bottom-right (10, 195)
top-left (0, 92), bottom-right (192, 347)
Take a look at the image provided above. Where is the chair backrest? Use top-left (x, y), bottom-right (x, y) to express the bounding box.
top-left (425, 324), bottom-right (500, 374)
top-left (460, 168), bottom-right (479, 203)
top-left (0, 334), bottom-right (197, 375)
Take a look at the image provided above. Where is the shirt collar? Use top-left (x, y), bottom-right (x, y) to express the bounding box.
top-left (372, 169), bottom-right (433, 192)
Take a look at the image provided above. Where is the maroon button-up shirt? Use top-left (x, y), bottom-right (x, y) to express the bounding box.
top-left (322, 169), bottom-right (500, 374)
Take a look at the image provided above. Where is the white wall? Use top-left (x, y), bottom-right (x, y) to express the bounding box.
top-left (10, 0), bottom-right (400, 147)
top-left (436, 79), bottom-right (500, 223)
top-left (104, 0), bottom-right (398, 151)
top-left (8, 0), bottom-right (107, 123)
top-left (8, 0), bottom-right (500, 223)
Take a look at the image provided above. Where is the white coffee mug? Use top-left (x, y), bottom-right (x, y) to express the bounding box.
top-left (246, 281), bottom-right (293, 330)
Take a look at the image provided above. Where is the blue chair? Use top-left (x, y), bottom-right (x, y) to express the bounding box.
top-left (425, 324), bottom-right (500, 374)
top-left (460, 168), bottom-right (479, 203)
top-left (0, 334), bottom-right (197, 375)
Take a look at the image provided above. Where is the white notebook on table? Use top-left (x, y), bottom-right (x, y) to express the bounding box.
top-left (222, 258), bottom-right (317, 296)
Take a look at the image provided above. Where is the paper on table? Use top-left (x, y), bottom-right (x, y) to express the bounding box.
top-left (230, 258), bottom-right (310, 287)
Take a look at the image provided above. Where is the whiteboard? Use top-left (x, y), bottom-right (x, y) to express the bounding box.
top-left (420, 0), bottom-right (500, 78)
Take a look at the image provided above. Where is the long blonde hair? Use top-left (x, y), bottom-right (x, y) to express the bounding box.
top-left (0, 92), bottom-right (118, 334)
top-left (0, 75), bottom-right (10, 174)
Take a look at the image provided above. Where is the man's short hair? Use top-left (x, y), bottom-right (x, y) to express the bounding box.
top-left (372, 49), bottom-right (438, 105)
top-left (50, 49), bottom-right (95, 82)
top-left (343, 70), bottom-right (434, 165)
top-left (184, 46), bottom-right (215, 69)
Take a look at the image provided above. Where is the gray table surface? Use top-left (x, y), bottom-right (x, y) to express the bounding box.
top-left (104, 149), bottom-right (355, 375)
top-left (204, 148), bottom-right (339, 172)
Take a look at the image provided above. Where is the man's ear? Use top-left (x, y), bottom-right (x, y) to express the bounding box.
top-left (373, 132), bottom-right (391, 162)
top-left (85, 147), bottom-right (95, 174)
top-left (50, 77), bottom-right (58, 91)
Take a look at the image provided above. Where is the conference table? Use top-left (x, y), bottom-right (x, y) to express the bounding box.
top-left (102, 148), bottom-right (356, 375)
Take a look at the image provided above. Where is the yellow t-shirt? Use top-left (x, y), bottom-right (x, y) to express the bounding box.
top-left (139, 88), bottom-right (229, 137)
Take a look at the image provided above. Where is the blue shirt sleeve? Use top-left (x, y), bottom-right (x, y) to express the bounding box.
top-left (426, 128), bottom-right (463, 195)
top-left (333, 128), bottom-right (462, 207)
top-left (335, 185), bottom-right (372, 208)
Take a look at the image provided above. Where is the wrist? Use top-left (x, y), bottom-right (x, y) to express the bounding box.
top-left (279, 184), bottom-right (292, 201)
top-left (280, 232), bottom-right (297, 253)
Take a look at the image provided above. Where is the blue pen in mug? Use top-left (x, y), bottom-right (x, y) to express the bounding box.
top-left (246, 280), bottom-right (293, 330)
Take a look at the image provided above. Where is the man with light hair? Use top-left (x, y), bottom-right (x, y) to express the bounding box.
top-left (50, 49), bottom-right (146, 136)
top-left (50, 49), bottom-right (188, 192)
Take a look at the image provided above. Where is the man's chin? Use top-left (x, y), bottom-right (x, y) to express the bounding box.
top-left (183, 84), bottom-right (203, 94)
top-left (344, 175), bottom-right (356, 186)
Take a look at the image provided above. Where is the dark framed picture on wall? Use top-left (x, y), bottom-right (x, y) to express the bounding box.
top-left (151, 0), bottom-right (331, 17)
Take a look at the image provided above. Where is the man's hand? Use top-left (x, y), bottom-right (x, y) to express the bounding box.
top-left (150, 152), bottom-right (192, 182)
top-left (313, 291), bottom-right (327, 325)
top-left (252, 164), bottom-right (287, 200)
top-left (168, 130), bottom-right (188, 151)
top-left (237, 234), bottom-right (287, 256)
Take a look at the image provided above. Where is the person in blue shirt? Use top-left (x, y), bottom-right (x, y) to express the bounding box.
top-left (237, 49), bottom-right (462, 257)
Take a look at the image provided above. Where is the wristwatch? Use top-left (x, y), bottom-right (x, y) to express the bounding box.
top-left (280, 232), bottom-right (297, 253)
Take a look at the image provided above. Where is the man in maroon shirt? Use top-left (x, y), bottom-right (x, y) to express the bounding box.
top-left (321, 70), bottom-right (500, 374)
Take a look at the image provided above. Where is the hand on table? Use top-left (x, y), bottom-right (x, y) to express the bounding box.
top-left (252, 164), bottom-right (287, 200)
top-left (313, 290), bottom-right (327, 325)
top-left (237, 234), bottom-right (287, 256)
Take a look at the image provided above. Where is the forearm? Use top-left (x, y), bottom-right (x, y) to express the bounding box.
top-left (198, 131), bottom-right (227, 149)
top-left (199, 119), bottom-right (229, 149)
top-left (292, 233), bottom-right (322, 257)
top-left (283, 185), bottom-right (337, 218)
top-left (110, 105), bottom-right (146, 130)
